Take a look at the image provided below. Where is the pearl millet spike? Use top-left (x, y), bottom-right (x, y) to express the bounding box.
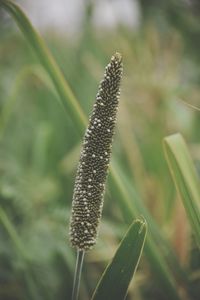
top-left (69, 52), bottom-right (123, 251)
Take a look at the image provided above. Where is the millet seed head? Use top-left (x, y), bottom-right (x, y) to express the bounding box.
top-left (69, 52), bottom-right (123, 250)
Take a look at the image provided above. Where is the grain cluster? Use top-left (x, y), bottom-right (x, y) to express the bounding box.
top-left (69, 53), bottom-right (123, 250)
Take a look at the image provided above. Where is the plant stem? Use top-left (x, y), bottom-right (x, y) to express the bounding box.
top-left (71, 250), bottom-right (85, 300)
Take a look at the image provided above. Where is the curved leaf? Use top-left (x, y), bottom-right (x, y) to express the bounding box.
top-left (164, 133), bottom-right (200, 247)
top-left (91, 218), bottom-right (147, 300)
top-left (0, 0), bottom-right (87, 134)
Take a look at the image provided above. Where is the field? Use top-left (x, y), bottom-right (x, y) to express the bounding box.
top-left (0, 1), bottom-right (200, 299)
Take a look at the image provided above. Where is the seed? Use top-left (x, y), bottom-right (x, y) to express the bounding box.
top-left (69, 52), bottom-right (123, 250)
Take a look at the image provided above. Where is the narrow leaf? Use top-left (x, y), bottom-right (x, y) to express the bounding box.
top-left (110, 160), bottom-right (188, 293)
top-left (164, 133), bottom-right (200, 247)
top-left (91, 218), bottom-right (147, 300)
top-left (0, 207), bottom-right (42, 300)
top-left (0, 0), bottom-right (87, 134)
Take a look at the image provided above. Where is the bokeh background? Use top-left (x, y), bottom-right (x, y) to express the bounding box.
top-left (0, 0), bottom-right (200, 299)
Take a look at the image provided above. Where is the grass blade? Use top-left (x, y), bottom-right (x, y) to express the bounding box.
top-left (110, 162), bottom-right (186, 299)
top-left (0, 206), bottom-right (27, 259)
top-left (91, 218), bottom-right (147, 300)
top-left (0, 207), bottom-right (42, 300)
top-left (0, 64), bottom-right (55, 139)
top-left (163, 133), bottom-right (200, 247)
top-left (0, 0), bottom-right (87, 135)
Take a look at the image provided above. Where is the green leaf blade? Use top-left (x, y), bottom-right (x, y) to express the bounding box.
top-left (0, 0), bottom-right (87, 135)
top-left (91, 218), bottom-right (147, 300)
top-left (163, 133), bottom-right (200, 247)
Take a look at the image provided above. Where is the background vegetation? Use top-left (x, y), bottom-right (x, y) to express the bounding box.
top-left (0, 1), bottom-right (200, 299)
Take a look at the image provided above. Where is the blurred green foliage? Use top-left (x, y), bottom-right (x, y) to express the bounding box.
top-left (0, 1), bottom-right (200, 299)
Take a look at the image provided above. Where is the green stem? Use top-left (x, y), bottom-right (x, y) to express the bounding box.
top-left (72, 250), bottom-right (85, 300)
